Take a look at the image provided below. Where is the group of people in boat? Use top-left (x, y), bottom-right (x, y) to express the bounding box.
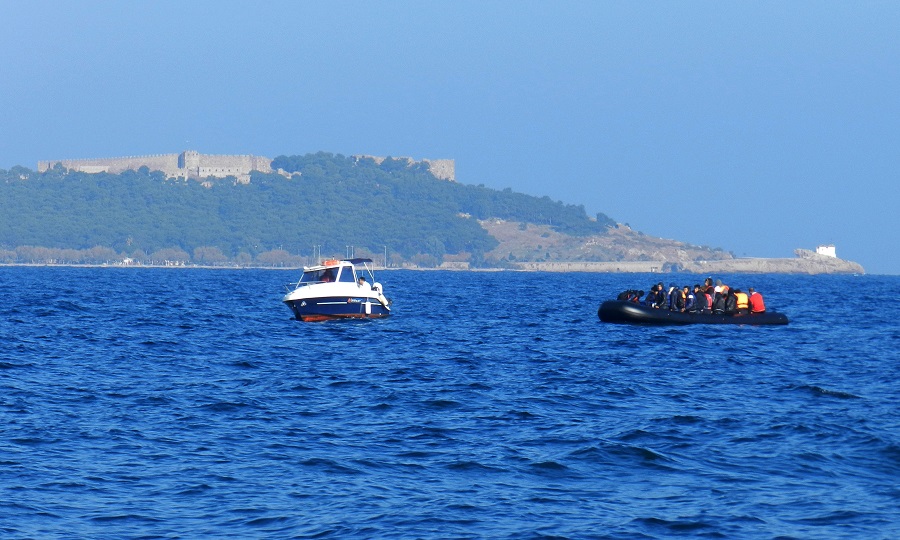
top-left (617, 277), bottom-right (767, 315)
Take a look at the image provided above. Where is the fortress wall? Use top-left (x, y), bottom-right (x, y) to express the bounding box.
top-left (180, 150), bottom-right (201, 171)
top-left (39, 154), bottom-right (180, 174)
top-left (42, 150), bottom-right (451, 181)
top-left (195, 154), bottom-right (273, 183)
top-left (38, 151), bottom-right (273, 180)
top-left (199, 154), bottom-right (271, 172)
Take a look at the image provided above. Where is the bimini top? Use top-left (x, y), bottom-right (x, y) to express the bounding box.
top-left (305, 258), bottom-right (373, 271)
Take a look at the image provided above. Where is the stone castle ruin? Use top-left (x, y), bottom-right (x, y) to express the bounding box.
top-left (422, 158), bottom-right (455, 181)
top-left (39, 151), bottom-right (456, 183)
top-left (353, 155), bottom-right (455, 181)
top-left (39, 150), bottom-right (273, 184)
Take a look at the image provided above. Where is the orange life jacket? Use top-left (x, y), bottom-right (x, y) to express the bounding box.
top-left (749, 292), bottom-right (766, 313)
top-left (735, 292), bottom-right (749, 310)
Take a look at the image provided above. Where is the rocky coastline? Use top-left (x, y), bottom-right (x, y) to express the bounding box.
top-left (512, 251), bottom-right (864, 275)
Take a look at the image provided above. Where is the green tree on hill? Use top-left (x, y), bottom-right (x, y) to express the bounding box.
top-left (0, 152), bottom-right (616, 266)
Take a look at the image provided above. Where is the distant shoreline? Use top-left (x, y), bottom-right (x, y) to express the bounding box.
top-left (0, 257), bottom-right (866, 275)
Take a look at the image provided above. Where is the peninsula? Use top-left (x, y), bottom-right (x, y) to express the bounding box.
top-left (1, 151), bottom-right (864, 274)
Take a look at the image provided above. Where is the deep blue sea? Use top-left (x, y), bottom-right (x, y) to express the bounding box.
top-left (1, 267), bottom-right (898, 539)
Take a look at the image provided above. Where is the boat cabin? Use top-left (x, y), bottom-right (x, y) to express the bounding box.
top-left (295, 259), bottom-right (374, 286)
top-left (299, 266), bottom-right (353, 284)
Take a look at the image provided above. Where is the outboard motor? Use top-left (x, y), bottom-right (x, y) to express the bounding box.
top-left (372, 282), bottom-right (390, 308)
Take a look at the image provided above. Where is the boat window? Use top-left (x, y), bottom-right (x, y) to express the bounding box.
top-left (338, 267), bottom-right (356, 283)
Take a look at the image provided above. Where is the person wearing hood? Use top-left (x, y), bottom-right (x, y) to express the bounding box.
top-left (712, 288), bottom-right (727, 314)
top-left (725, 288), bottom-right (737, 314)
top-left (712, 278), bottom-right (730, 314)
top-left (704, 277), bottom-right (715, 299)
top-left (667, 283), bottom-right (684, 311)
top-left (654, 282), bottom-right (667, 308)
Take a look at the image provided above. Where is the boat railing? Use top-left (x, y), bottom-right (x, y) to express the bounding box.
top-left (285, 277), bottom-right (343, 292)
top-left (284, 280), bottom-right (316, 292)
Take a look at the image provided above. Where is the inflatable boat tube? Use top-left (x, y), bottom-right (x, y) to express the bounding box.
top-left (598, 300), bottom-right (788, 325)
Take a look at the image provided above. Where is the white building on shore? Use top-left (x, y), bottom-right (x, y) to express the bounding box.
top-left (816, 244), bottom-right (837, 258)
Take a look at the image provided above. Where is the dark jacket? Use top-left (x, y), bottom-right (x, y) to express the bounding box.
top-left (654, 289), bottom-right (667, 309)
top-left (712, 293), bottom-right (726, 314)
top-left (725, 294), bottom-right (737, 314)
top-left (669, 288), bottom-right (685, 311)
top-left (689, 290), bottom-right (707, 312)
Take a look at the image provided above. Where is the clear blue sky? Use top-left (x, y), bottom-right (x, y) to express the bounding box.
top-left (3, 1), bottom-right (898, 274)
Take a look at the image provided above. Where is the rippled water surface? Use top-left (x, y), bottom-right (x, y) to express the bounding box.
top-left (1, 267), bottom-right (898, 538)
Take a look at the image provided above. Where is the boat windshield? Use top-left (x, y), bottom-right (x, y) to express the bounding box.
top-left (299, 267), bottom-right (339, 284)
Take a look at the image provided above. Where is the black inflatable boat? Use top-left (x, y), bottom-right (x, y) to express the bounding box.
top-left (598, 300), bottom-right (789, 325)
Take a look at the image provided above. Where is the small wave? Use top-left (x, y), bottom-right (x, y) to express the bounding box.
top-left (406, 427), bottom-right (453, 441)
top-left (198, 400), bottom-right (259, 413)
top-left (528, 460), bottom-right (569, 477)
top-left (569, 440), bottom-right (676, 471)
top-left (299, 457), bottom-right (363, 475)
top-left (797, 385), bottom-right (861, 399)
top-left (55, 300), bottom-right (91, 313)
top-left (136, 394), bottom-right (174, 405)
top-left (11, 437), bottom-right (59, 446)
top-left (328, 380), bottom-right (369, 388)
top-left (632, 516), bottom-right (715, 533)
top-left (230, 359), bottom-right (260, 369)
top-left (669, 414), bottom-right (703, 424)
top-left (446, 460), bottom-right (506, 473)
top-left (139, 339), bottom-right (180, 348)
top-left (616, 444), bottom-right (671, 464)
top-left (89, 514), bottom-right (162, 523)
top-left (245, 515), bottom-right (292, 527)
top-left (502, 409), bottom-right (538, 420)
top-left (791, 509), bottom-right (870, 526)
top-left (176, 483), bottom-right (213, 495)
top-left (877, 443), bottom-right (900, 475)
top-left (423, 399), bottom-right (460, 409)
top-left (396, 450), bottom-right (441, 459)
top-left (39, 480), bottom-right (86, 490)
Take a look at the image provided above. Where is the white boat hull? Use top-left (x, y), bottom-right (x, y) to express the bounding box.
top-left (282, 258), bottom-right (391, 322)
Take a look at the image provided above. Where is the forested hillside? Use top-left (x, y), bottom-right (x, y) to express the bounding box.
top-left (0, 154), bottom-right (616, 266)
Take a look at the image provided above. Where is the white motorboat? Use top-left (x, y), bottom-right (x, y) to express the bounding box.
top-left (282, 258), bottom-right (391, 321)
